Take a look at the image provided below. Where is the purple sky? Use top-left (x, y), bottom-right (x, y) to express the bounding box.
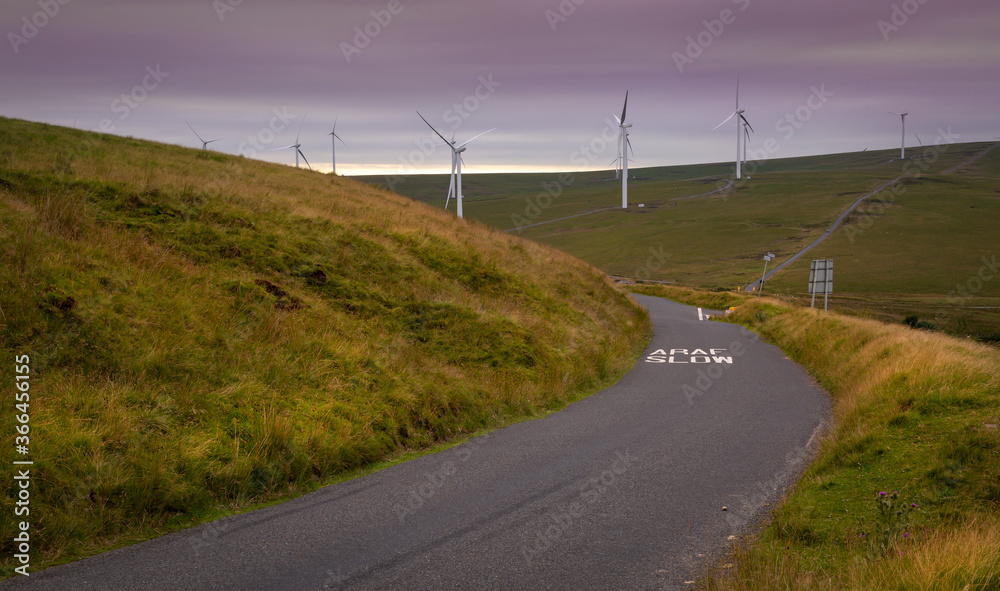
top-left (3, 0), bottom-right (999, 176)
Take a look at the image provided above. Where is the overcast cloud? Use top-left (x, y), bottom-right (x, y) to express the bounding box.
top-left (3, 0), bottom-right (998, 175)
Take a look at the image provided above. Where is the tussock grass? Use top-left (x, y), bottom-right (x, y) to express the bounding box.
top-left (698, 297), bottom-right (1000, 590)
top-left (0, 117), bottom-right (650, 576)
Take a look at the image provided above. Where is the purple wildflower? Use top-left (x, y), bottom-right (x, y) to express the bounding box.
top-left (879, 491), bottom-right (887, 496)
top-left (911, 503), bottom-right (917, 508)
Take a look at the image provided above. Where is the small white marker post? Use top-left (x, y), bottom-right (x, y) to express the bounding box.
top-left (808, 259), bottom-right (833, 311)
top-left (758, 253), bottom-right (774, 297)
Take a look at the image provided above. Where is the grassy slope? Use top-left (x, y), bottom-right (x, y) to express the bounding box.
top-left (0, 117), bottom-right (649, 576)
top-left (713, 297), bottom-right (997, 589)
top-left (364, 143), bottom-right (1000, 340)
top-left (764, 146), bottom-right (1000, 339)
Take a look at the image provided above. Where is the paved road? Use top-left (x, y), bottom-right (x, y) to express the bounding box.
top-left (4, 295), bottom-right (830, 590)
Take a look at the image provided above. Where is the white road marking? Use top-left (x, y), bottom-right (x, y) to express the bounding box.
top-left (698, 308), bottom-right (704, 321)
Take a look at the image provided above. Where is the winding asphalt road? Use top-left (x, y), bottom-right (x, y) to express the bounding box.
top-left (3, 295), bottom-right (830, 590)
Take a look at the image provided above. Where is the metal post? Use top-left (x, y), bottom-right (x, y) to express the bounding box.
top-left (759, 253), bottom-right (774, 297)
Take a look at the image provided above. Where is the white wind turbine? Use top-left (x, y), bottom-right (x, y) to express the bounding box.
top-left (273, 115), bottom-right (311, 169)
top-left (612, 91), bottom-right (633, 208)
top-left (714, 76), bottom-right (753, 180)
top-left (417, 112), bottom-right (495, 219)
top-left (328, 116), bottom-right (347, 175)
top-left (891, 111), bottom-right (908, 159)
top-left (186, 122), bottom-right (222, 150)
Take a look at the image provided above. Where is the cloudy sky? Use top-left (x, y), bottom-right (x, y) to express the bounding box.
top-left (3, 0), bottom-right (999, 176)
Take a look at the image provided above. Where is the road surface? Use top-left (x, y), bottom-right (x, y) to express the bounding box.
top-left (3, 295), bottom-right (830, 590)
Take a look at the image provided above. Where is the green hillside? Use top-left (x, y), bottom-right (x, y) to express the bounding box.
top-left (360, 142), bottom-right (1000, 340)
top-left (0, 117), bottom-right (649, 575)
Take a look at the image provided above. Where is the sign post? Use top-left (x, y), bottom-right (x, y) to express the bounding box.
top-left (758, 253), bottom-right (775, 297)
top-left (808, 259), bottom-right (833, 311)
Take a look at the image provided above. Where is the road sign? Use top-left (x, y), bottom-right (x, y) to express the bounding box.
top-left (808, 259), bottom-right (833, 310)
top-left (758, 253), bottom-right (775, 297)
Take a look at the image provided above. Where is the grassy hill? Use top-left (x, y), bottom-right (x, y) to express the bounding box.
top-left (0, 117), bottom-right (649, 575)
top-left (714, 298), bottom-right (1000, 589)
top-left (359, 142), bottom-right (1000, 341)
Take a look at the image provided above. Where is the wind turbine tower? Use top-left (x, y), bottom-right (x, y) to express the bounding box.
top-left (328, 116), bottom-right (347, 175)
top-left (891, 112), bottom-right (908, 159)
top-left (613, 92), bottom-right (632, 209)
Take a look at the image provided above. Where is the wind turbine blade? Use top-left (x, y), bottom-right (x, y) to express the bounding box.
top-left (417, 111), bottom-right (452, 147)
top-left (445, 153), bottom-right (456, 209)
top-left (330, 131), bottom-right (348, 147)
top-left (626, 137), bottom-right (634, 157)
top-left (295, 114), bottom-right (307, 143)
top-left (915, 133), bottom-right (923, 146)
top-left (298, 149), bottom-right (311, 170)
top-left (457, 128), bottom-right (497, 148)
top-left (740, 114), bottom-right (754, 134)
top-left (205, 139), bottom-right (222, 145)
top-left (713, 112), bottom-right (737, 130)
top-left (270, 144), bottom-right (297, 151)
top-left (186, 122), bottom-right (206, 144)
top-left (620, 91), bottom-right (629, 123)
top-left (736, 73), bottom-right (740, 109)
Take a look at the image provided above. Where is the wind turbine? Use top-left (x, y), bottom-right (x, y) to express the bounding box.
top-left (328, 116), bottom-right (347, 175)
top-left (890, 112), bottom-right (908, 159)
top-left (612, 91), bottom-right (633, 209)
top-left (186, 122), bottom-right (221, 150)
top-left (417, 112), bottom-right (495, 219)
top-left (714, 76), bottom-right (752, 180)
top-left (274, 115), bottom-right (311, 169)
